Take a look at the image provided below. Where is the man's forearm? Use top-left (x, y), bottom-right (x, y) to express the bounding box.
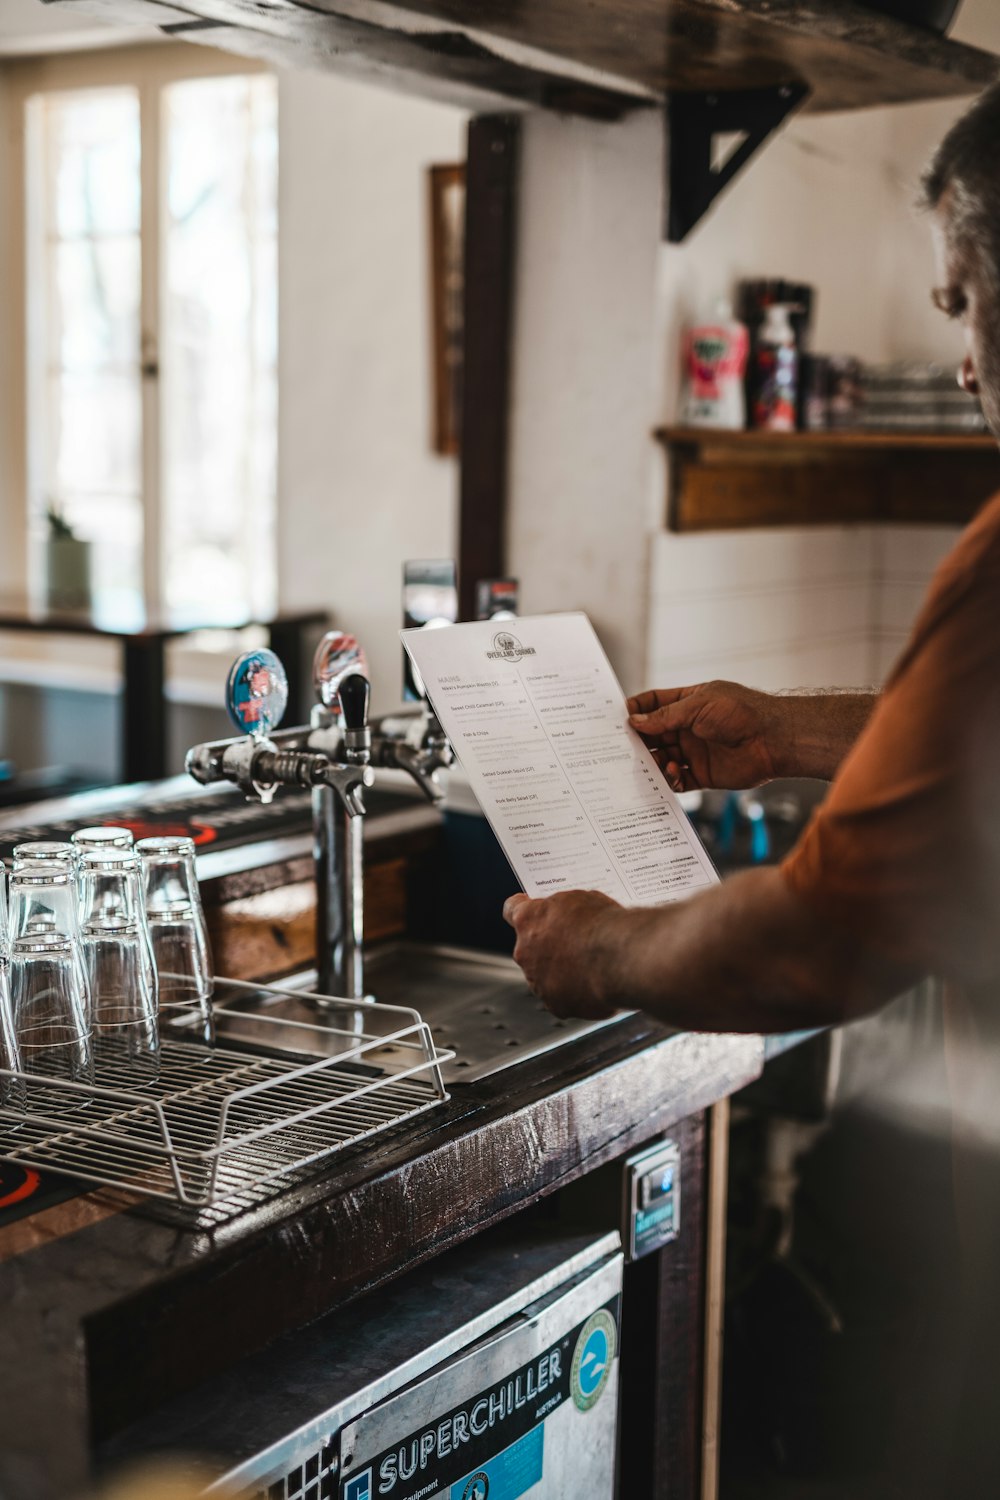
top-left (594, 866), bottom-right (914, 1033)
top-left (773, 692), bottom-right (879, 781)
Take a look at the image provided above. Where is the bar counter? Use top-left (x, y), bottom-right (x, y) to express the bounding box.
top-left (0, 777), bottom-right (765, 1500)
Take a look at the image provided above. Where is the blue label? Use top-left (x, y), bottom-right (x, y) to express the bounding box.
top-left (450, 1424), bottom-right (543, 1500)
top-left (577, 1329), bottom-right (609, 1401)
top-left (344, 1470), bottom-right (372, 1500)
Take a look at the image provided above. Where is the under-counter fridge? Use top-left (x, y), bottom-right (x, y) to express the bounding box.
top-left (122, 1231), bottom-right (623, 1500)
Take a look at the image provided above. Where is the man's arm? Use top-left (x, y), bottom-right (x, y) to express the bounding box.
top-left (504, 868), bottom-right (918, 1033)
top-left (627, 684), bottom-right (878, 791)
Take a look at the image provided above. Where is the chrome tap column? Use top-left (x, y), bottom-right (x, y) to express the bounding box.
top-left (314, 672), bottom-right (371, 1000)
top-left (185, 633), bottom-right (452, 1004)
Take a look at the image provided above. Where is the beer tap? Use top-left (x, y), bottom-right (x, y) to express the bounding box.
top-left (185, 643), bottom-right (375, 1001)
top-left (186, 632), bottom-right (455, 1004)
top-left (370, 706), bottom-right (453, 803)
top-left (310, 634), bottom-right (373, 999)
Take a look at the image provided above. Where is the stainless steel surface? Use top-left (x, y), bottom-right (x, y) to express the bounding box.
top-left (0, 978), bottom-right (450, 1224)
top-left (214, 944), bottom-right (626, 1083)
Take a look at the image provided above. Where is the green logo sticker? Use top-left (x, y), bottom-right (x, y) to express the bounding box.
top-left (570, 1310), bottom-right (616, 1412)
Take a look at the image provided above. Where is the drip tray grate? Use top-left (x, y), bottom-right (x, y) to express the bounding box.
top-left (0, 979), bottom-right (451, 1225)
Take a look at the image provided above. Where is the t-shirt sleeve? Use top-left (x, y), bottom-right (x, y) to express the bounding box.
top-left (782, 502), bottom-right (1000, 985)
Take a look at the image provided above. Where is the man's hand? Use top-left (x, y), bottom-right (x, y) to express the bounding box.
top-left (627, 682), bottom-right (878, 789)
top-left (627, 681), bottom-right (784, 792)
top-left (507, 868), bottom-right (916, 1036)
top-left (503, 890), bottom-right (625, 1019)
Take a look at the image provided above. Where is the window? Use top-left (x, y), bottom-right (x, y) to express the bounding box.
top-left (19, 50), bottom-right (277, 627)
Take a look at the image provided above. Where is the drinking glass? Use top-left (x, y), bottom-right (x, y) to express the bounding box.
top-left (0, 860), bottom-right (22, 1111)
top-left (83, 915), bottom-right (159, 1078)
top-left (71, 827), bottom-right (135, 854)
top-left (8, 865), bottom-right (92, 1027)
top-left (79, 849), bottom-right (158, 1041)
top-left (0, 860), bottom-right (21, 1113)
top-left (137, 837), bottom-right (213, 1037)
top-left (11, 934), bottom-right (93, 1104)
top-left (12, 841), bottom-right (79, 872)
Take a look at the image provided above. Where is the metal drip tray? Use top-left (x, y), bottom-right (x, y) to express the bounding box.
top-left (214, 944), bottom-right (624, 1083)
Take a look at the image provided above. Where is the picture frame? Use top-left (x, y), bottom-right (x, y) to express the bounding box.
top-left (429, 163), bottom-right (466, 456)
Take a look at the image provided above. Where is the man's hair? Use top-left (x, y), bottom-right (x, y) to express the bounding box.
top-left (920, 81), bottom-right (1000, 282)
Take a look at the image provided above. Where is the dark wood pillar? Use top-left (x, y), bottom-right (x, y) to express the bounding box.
top-left (617, 1108), bottom-right (710, 1500)
top-left (457, 115), bottom-right (520, 621)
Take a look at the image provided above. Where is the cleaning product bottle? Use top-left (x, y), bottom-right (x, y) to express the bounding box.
top-left (680, 301), bottom-right (749, 430)
top-left (749, 303), bottom-right (799, 432)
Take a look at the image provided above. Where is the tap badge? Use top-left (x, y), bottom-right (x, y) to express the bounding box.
top-left (225, 647), bottom-right (288, 738)
top-left (485, 631), bottom-right (535, 663)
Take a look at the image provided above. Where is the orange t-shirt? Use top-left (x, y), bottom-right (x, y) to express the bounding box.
top-left (782, 491), bottom-right (1000, 990)
top-left (783, 495), bottom-right (1000, 1474)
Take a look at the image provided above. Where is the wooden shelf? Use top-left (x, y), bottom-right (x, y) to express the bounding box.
top-left (655, 426), bottom-right (1000, 531)
top-left (49, 0), bottom-right (1000, 120)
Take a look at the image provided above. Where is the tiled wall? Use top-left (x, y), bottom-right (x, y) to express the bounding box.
top-left (646, 525), bottom-right (960, 695)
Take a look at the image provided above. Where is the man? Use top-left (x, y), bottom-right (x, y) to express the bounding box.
top-left (504, 80), bottom-right (1000, 1489)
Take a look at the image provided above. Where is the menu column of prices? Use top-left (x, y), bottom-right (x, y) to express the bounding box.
top-left (402, 613), bottom-right (718, 907)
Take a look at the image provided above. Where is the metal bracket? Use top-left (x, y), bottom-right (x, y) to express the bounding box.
top-left (666, 83), bottom-right (810, 242)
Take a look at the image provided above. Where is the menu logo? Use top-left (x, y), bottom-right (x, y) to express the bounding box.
top-left (486, 631), bottom-right (536, 663)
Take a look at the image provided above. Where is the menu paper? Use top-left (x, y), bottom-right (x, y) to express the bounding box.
top-left (401, 613), bottom-right (718, 907)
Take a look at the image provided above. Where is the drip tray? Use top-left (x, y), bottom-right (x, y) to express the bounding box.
top-left (214, 944), bottom-right (624, 1083)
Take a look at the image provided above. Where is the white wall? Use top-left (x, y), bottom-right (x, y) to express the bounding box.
top-left (277, 67), bottom-right (466, 715)
top-left (507, 110), bottom-right (664, 695)
top-left (0, 68), bottom-right (9, 594)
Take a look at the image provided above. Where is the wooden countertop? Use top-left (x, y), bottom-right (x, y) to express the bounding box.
top-left (0, 1009), bottom-right (761, 1499)
top-left (0, 772), bottom-right (761, 1498)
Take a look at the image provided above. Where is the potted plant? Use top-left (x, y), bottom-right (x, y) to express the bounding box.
top-left (45, 504), bottom-right (92, 611)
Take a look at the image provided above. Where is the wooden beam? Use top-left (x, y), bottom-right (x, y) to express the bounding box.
top-left (457, 116), bottom-right (520, 621)
top-left (43, 0), bottom-right (998, 117)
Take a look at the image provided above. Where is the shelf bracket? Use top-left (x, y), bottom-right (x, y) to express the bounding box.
top-left (666, 83), bottom-right (810, 243)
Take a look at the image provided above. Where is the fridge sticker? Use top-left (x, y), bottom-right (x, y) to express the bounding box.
top-left (344, 1474), bottom-right (373, 1500)
top-left (450, 1424), bottom-right (544, 1500)
top-left (570, 1310), bottom-right (616, 1413)
top-left (340, 1297), bottom-right (620, 1500)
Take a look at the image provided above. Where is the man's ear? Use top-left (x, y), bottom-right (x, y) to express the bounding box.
top-left (960, 353), bottom-right (980, 395)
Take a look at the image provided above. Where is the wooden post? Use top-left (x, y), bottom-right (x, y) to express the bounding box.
top-left (457, 116), bottom-right (520, 621)
top-left (701, 1097), bottom-right (730, 1500)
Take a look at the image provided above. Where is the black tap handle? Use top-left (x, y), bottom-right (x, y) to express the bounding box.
top-left (338, 672), bottom-right (370, 731)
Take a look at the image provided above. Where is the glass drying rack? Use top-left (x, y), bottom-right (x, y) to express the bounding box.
top-left (0, 978), bottom-right (452, 1226)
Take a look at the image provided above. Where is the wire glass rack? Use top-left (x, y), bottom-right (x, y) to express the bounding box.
top-left (0, 978), bottom-right (452, 1224)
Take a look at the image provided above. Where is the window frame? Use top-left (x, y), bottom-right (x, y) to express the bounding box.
top-left (1, 41), bottom-right (274, 626)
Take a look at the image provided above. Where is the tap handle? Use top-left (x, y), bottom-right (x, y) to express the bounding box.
top-left (225, 648), bottom-right (288, 740)
top-left (313, 630), bottom-right (368, 713)
top-left (338, 672), bottom-right (370, 731)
